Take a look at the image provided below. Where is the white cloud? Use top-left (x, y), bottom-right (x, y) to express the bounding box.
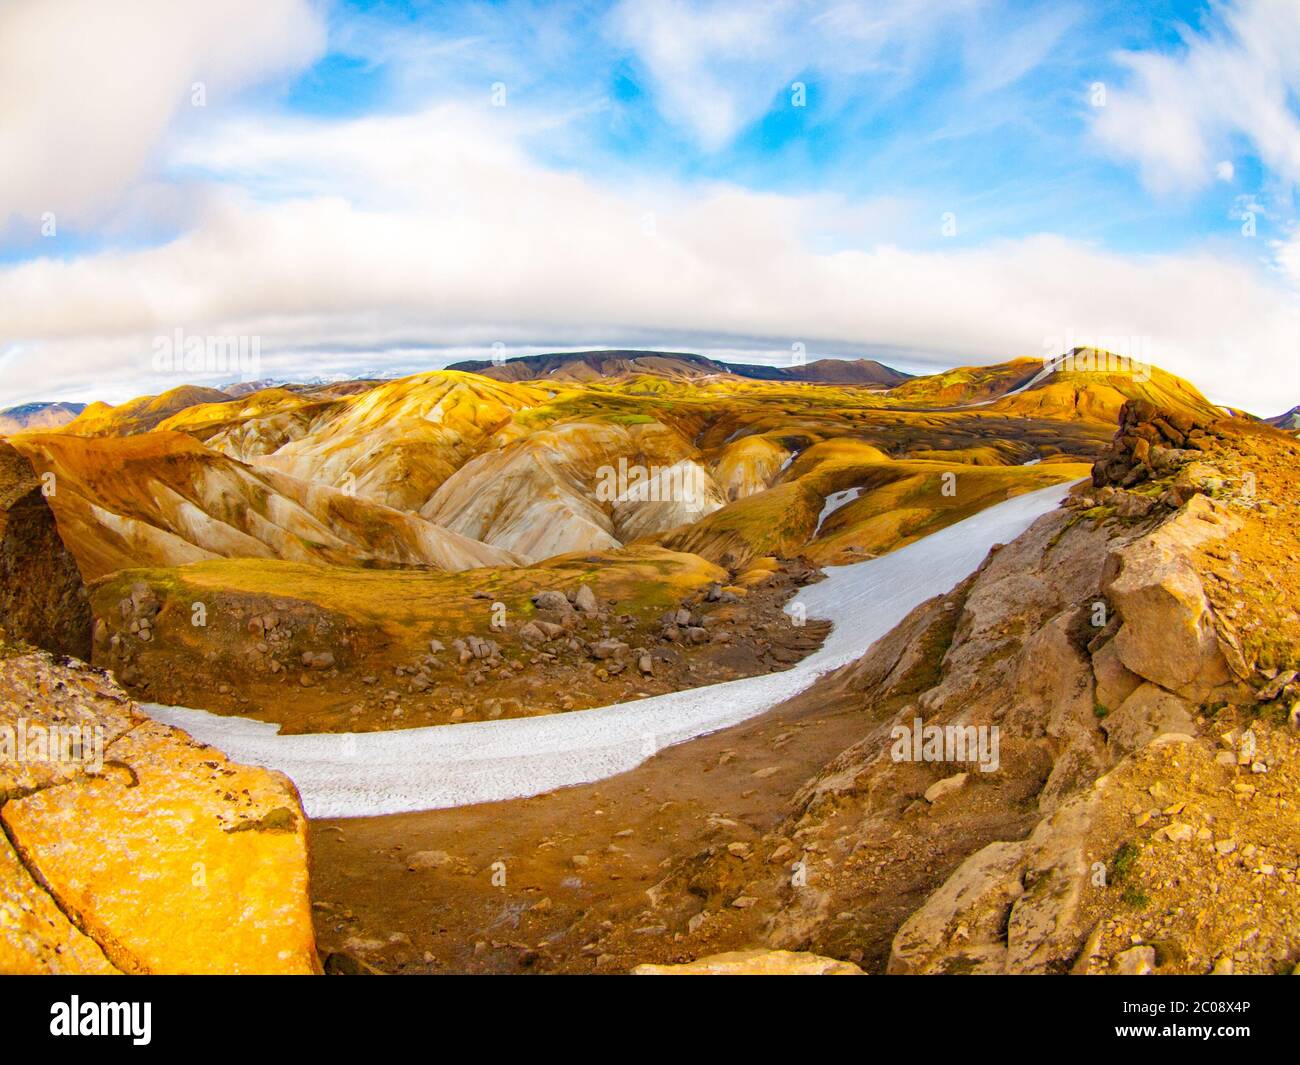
top-left (0, 0), bottom-right (325, 228)
top-left (606, 0), bottom-right (805, 150)
top-left (605, 0), bottom-right (1038, 150)
top-left (1217, 160), bottom-right (1236, 182)
top-left (1091, 0), bottom-right (1300, 195)
top-left (2, 103), bottom-right (1298, 415)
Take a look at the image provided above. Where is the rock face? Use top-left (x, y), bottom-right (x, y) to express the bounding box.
top-left (633, 949), bottom-right (865, 975)
top-left (1091, 399), bottom-right (1216, 491)
top-left (0, 441), bottom-right (90, 659)
top-left (866, 496), bottom-right (1252, 974)
top-left (875, 415), bottom-right (1300, 976)
top-left (0, 652), bottom-right (319, 974)
top-left (420, 420), bottom-right (726, 559)
top-left (1101, 494), bottom-right (1240, 701)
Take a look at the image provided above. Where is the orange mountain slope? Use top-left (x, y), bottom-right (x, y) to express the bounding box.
top-left (64, 385), bottom-right (235, 436)
top-left (12, 431), bottom-right (523, 580)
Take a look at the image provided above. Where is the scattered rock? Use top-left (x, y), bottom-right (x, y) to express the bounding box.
top-left (532, 591), bottom-right (573, 614)
top-left (924, 772), bottom-right (969, 804)
top-left (573, 584), bottom-right (599, 614)
top-left (1114, 945), bottom-right (1156, 975)
top-left (632, 949), bottom-right (864, 976)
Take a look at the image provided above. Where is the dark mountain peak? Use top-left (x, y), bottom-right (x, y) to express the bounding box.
top-left (1267, 404), bottom-right (1300, 429)
top-left (446, 349), bottom-right (910, 386)
top-left (0, 401), bottom-right (88, 435)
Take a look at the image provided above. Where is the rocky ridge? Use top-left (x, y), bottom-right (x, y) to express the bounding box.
top-left (612, 406), bottom-right (1300, 975)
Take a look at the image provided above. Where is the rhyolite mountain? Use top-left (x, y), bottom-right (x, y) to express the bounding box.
top-left (0, 401), bottom-right (86, 435)
top-left (446, 349), bottom-right (913, 387)
top-left (1268, 404), bottom-right (1300, 430)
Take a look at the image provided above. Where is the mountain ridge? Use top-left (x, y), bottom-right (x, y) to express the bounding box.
top-left (447, 349), bottom-right (913, 387)
top-left (0, 401), bottom-right (87, 435)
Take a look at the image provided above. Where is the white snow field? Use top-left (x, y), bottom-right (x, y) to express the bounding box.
top-left (146, 481), bottom-right (1074, 818)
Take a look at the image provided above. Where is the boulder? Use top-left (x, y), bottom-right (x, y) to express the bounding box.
top-left (531, 590), bottom-right (573, 614)
top-left (633, 949), bottom-right (864, 975)
top-left (1102, 683), bottom-right (1197, 755)
top-left (1114, 945), bottom-right (1156, 975)
top-left (0, 652), bottom-right (319, 974)
top-left (890, 784), bottom-right (1110, 975)
top-left (888, 841), bottom-right (1027, 975)
top-left (129, 582), bottom-right (160, 619)
top-left (1102, 496), bottom-right (1238, 700)
top-left (924, 772), bottom-right (969, 803)
top-left (572, 584), bottom-right (599, 614)
top-left (1091, 638), bottom-right (1143, 712)
top-left (464, 635), bottom-right (498, 660)
top-left (517, 621), bottom-right (547, 646)
top-left (589, 639), bottom-right (629, 661)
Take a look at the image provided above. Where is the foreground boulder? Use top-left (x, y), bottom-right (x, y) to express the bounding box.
top-left (0, 650), bottom-right (319, 974)
top-left (0, 826), bottom-right (117, 974)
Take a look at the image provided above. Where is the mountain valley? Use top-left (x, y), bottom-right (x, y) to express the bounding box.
top-left (2, 348), bottom-right (1297, 977)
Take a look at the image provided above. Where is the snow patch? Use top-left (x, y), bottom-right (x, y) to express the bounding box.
top-left (813, 488), bottom-right (863, 537)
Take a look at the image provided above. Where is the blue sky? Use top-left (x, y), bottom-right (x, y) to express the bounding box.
top-left (291, 0), bottom-right (1247, 252)
top-left (2, 0), bottom-right (1299, 413)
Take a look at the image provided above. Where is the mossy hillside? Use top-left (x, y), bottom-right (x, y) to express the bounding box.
top-left (807, 461), bottom-right (1090, 563)
top-left (93, 544), bottom-right (726, 651)
top-left (651, 480), bottom-right (824, 566)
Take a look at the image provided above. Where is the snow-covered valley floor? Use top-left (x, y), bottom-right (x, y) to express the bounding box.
top-left (146, 481), bottom-right (1074, 818)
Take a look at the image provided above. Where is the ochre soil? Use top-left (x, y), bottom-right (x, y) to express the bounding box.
top-left (309, 680), bottom-right (871, 973)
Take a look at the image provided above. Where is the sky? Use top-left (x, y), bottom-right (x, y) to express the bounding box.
top-left (1, 0), bottom-right (1299, 415)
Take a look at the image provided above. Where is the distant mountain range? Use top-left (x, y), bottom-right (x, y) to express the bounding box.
top-left (0, 401), bottom-right (86, 435)
top-left (1267, 405), bottom-right (1300, 430)
top-left (445, 349), bottom-right (913, 387)
top-left (220, 372), bottom-right (398, 397)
